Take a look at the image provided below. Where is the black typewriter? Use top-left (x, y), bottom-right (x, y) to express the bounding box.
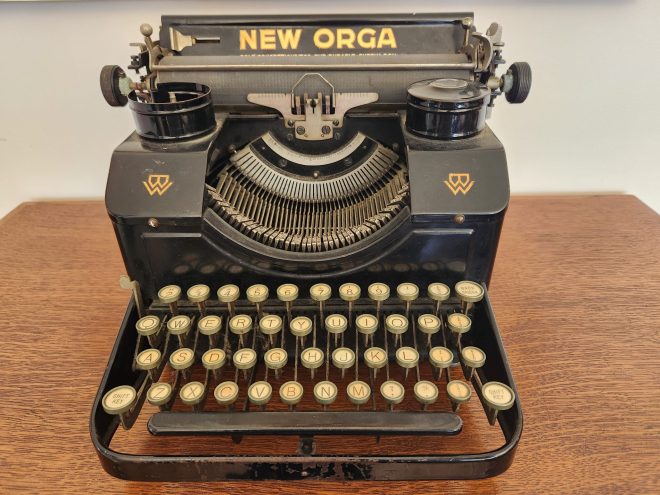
top-left (91, 13), bottom-right (531, 481)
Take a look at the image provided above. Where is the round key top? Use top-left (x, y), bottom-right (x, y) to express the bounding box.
top-left (246, 284), bottom-right (269, 303)
top-left (198, 315), bottom-right (222, 336)
top-left (202, 348), bottom-right (226, 371)
top-left (414, 380), bottom-right (439, 409)
top-left (187, 284), bottom-right (210, 303)
top-left (428, 282), bottom-right (451, 303)
top-left (356, 314), bottom-right (378, 335)
top-left (397, 283), bottom-right (419, 302)
top-left (289, 316), bottom-right (312, 339)
top-left (248, 381), bottom-right (273, 408)
top-left (313, 380), bottom-right (338, 408)
top-left (167, 315), bottom-right (191, 347)
top-left (461, 346), bottom-right (486, 379)
top-left (169, 347), bottom-right (194, 372)
top-left (259, 315), bottom-right (283, 339)
top-left (380, 380), bottom-right (405, 409)
top-left (447, 313), bottom-right (472, 335)
top-left (214, 381), bottom-right (239, 408)
top-left (233, 348), bottom-right (257, 370)
top-left (347, 380), bottom-right (371, 407)
top-left (180, 381), bottom-right (206, 409)
top-left (309, 283), bottom-right (331, 302)
top-left (482, 382), bottom-right (516, 424)
top-left (277, 283), bottom-right (299, 302)
top-left (229, 314), bottom-right (253, 346)
top-left (136, 315), bottom-right (160, 337)
top-left (264, 348), bottom-right (288, 378)
top-left (429, 346), bottom-right (454, 369)
top-left (325, 314), bottom-right (348, 334)
top-left (368, 282), bottom-right (390, 301)
top-left (279, 381), bottom-right (304, 408)
top-left (339, 283), bottom-right (361, 302)
top-left (135, 348), bottom-right (162, 381)
top-left (447, 380), bottom-right (472, 412)
top-left (158, 285), bottom-right (181, 305)
top-left (455, 280), bottom-right (484, 303)
top-left (395, 346), bottom-right (419, 380)
top-left (102, 385), bottom-right (137, 416)
top-left (332, 347), bottom-right (355, 378)
top-left (364, 347), bottom-right (387, 377)
top-left (385, 314), bottom-right (408, 335)
top-left (147, 382), bottom-right (173, 408)
top-left (218, 284), bottom-right (240, 303)
top-left (301, 347), bottom-right (324, 379)
top-left (418, 314), bottom-right (442, 346)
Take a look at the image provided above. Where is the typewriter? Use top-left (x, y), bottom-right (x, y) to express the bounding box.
top-left (91, 13), bottom-right (531, 481)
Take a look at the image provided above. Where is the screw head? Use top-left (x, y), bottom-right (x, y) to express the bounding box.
top-left (454, 214), bottom-right (465, 224)
top-left (148, 218), bottom-right (160, 228)
top-left (321, 125), bottom-right (331, 134)
top-left (296, 126), bottom-right (305, 135)
top-left (332, 119), bottom-right (340, 126)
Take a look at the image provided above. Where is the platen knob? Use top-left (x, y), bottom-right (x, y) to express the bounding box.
top-left (505, 62), bottom-right (532, 104)
top-left (99, 65), bottom-right (128, 107)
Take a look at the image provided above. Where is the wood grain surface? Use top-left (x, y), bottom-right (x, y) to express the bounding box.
top-left (0, 195), bottom-right (658, 494)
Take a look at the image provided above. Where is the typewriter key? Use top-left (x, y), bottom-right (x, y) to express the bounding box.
top-left (217, 284), bottom-right (240, 316)
top-left (169, 348), bottom-right (195, 380)
top-left (264, 348), bottom-right (288, 380)
top-left (414, 380), bottom-right (439, 410)
top-left (385, 314), bottom-right (408, 347)
top-left (301, 347), bottom-right (324, 379)
top-left (135, 348), bottom-right (162, 382)
top-left (214, 381), bottom-right (239, 409)
top-left (102, 385), bottom-right (137, 428)
top-left (277, 283), bottom-right (299, 320)
top-left (246, 284), bottom-right (269, 318)
top-left (202, 348), bottom-right (226, 381)
top-left (197, 315), bottom-right (222, 347)
top-left (279, 380), bottom-right (304, 410)
top-left (135, 315), bottom-right (161, 347)
top-left (447, 312), bottom-right (471, 348)
top-left (313, 380), bottom-right (338, 410)
top-left (180, 381), bottom-right (206, 411)
top-left (339, 283), bottom-right (361, 323)
top-left (481, 381), bottom-right (516, 425)
top-left (289, 316), bottom-right (312, 346)
top-left (166, 315), bottom-right (192, 347)
top-left (356, 314), bottom-right (379, 346)
top-left (364, 346), bottom-right (387, 379)
top-left (309, 283), bottom-right (331, 321)
top-left (367, 282), bottom-right (390, 318)
top-left (380, 380), bottom-right (405, 410)
top-left (259, 315), bottom-right (283, 346)
top-left (325, 314), bottom-right (348, 347)
top-left (455, 281), bottom-right (484, 314)
top-left (347, 380), bottom-right (371, 408)
top-left (248, 381), bottom-right (273, 410)
top-left (187, 284), bottom-right (210, 315)
top-left (332, 347), bottom-right (355, 379)
top-left (147, 382), bottom-right (173, 410)
top-left (418, 314), bottom-right (442, 347)
top-left (233, 348), bottom-right (257, 380)
top-left (447, 380), bottom-right (472, 412)
top-left (428, 283), bottom-right (451, 315)
top-left (395, 346), bottom-right (419, 381)
top-left (229, 314), bottom-right (253, 347)
top-left (397, 283), bottom-right (419, 317)
top-left (461, 346), bottom-right (486, 380)
top-left (429, 346), bottom-right (454, 381)
top-left (158, 284), bottom-right (182, 315)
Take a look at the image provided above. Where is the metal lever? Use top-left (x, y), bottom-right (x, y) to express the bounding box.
top-left (119, 275), bottom-right (146, 318)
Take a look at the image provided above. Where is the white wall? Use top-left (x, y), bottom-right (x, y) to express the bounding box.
top-left (1, 0), bottom-right (659, 217)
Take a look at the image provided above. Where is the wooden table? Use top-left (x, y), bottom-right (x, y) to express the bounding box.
top-left (0, 195), bottom-right (658, 494)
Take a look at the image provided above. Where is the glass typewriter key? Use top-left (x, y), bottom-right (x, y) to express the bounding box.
top-left (347, 380), bottom-right (371, 409)
top-left (428, 283), bottom-right (451, 315)
top-left (248, 381), bottom-right (273, 410)
top-left (246, 284), bottom-right (269, 318)
top-left (264, 347), bottom-right (288, 380)
top-left (309, 283), bottom-right (331, 322)
top-left (217, 284), bottom-right (240, 317)
top-left (364, 346), bottom-right (387, 379)
top-left (380, 380), bottom-right (405, 411)
top-left (135, 348), bottom-right (162, 382)
top-left (102, 385), bottom-right (137, 428)
top-left (214, 381), bottom-right (239, 410)
top-left (414, 380), bottom-right (439, 410)
top-left (367, 282), bottom-right (390, 318)
top-left (395, 346), bottom-right (419, 381)
top-left (447, 312), bottom-right (472, 348)
top-left (229, 314), bottom-right (253, 347)
top-left (455, 281), bottom-right (484, 314)
top-left (276, 283), bottom-right (299, 321)
top-left (147, 382), bottom-right (173, 411)
top-left (187, 284), bottom-right (210, 316)
top-left (429, 346), bottom-right (454, 381)
top-left (135, 315), bottom-right (161, 347)
top-left (314, 380), bottom-right (338, 410)
top-left (325, 314), bottom-right (348, 347)
top-left (289, 316), bottom-right (312, 346)
top-left (167, 315), bottom-right (192, 348)
top-left (356, 314), bottom-right (379, 346)
top-left (232, 348), bottom-right (257, 381)
top-left (385, 314), bottom-right (409, 347)
top-left (418, 314), bottom-right (442, 347)
top-left (481, 381), bottom-right (516, 425)
top-left (301, 347), bottom-right (324, 379)
top-left (339, 283), bottom-right (361, 323)
top-left (397, 283), bottom-right (419, 317)
top-left (447, 380), bottom-right (472, 412)
top-left (332, 347), bottom-right (355, 379)
top-left (461, 346), bottom-right (486, 380)
top-left (158, 284), bottom-right (182, 315)
top-left (197, 315), bottom-right (222, 347)
top-left (180, 381), bottom-right (206, 411)
top-left (202, 348), bottom-right (226, 381)
top-left (259, 314), bottom-right (283, 346)
top-left (169, 348), bottom-right (195, 380)
top-left (279, 381), bottom-right (304, 410)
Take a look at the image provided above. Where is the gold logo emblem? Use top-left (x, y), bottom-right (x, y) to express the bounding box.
top-left (444, 173), bottom-right (475, 196)
top-left (143, 174), bottom-right (173, 196)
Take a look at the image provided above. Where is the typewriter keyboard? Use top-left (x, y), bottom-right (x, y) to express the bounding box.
top-left (102, 280), bottom-right (516, 446)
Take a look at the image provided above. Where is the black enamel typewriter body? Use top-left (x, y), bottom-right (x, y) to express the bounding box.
top-left (91, 13), bottom-right (531, 481)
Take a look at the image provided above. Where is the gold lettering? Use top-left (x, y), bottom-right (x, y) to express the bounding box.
top-left (314, 28), bottom-right (334, 49)
top-left (336, 28), bottom-right (356, 49)
top-left (377, 28), bottom-right (397, 49)
top-left (260, 29), bottom-right (276, 50)
top-left (277, 28), bottom-right (302, 49)
top-left (239, 29), bottom-right (258, 50)
top-left (357, 28), bottom-right (376, 48)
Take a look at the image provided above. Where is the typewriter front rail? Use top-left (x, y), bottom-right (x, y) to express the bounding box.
top-left (91, 286), bottom-right (521, 481)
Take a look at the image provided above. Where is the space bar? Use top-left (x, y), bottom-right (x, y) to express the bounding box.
top-left (148, 411), bottom-right (462, 436)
